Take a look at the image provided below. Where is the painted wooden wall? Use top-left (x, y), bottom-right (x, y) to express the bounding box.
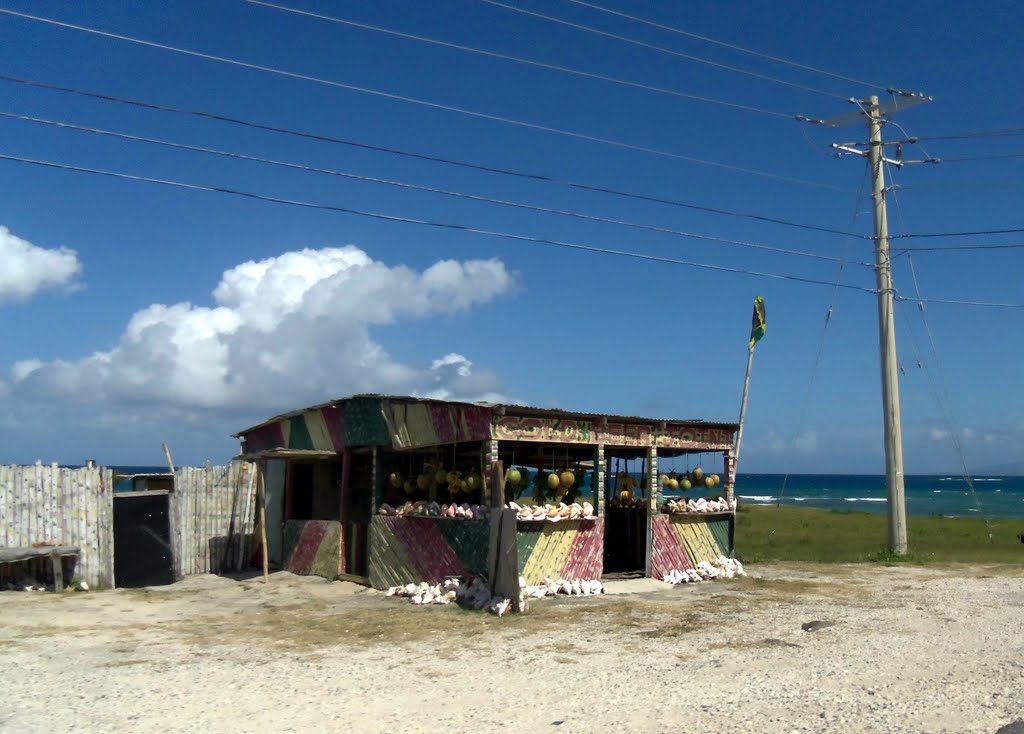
top-left (170, 464), bottom-right (257, 578)
top-left (649, 513), bottom-right (734, 579)
top-left (515, 519), bottom-right (604, 586)
top-left (367, 516), bottom-right (490, 589)
top-left (282, 519), bottom-right (344, 580)
top-left (0, 463), bottom-right (114, 588)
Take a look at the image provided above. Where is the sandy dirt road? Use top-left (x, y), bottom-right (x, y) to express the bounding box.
top-left (2, 564), bottom-right (1022, 733)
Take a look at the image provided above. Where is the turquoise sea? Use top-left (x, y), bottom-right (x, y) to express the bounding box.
top-left (104, 466), bottom-right (1024, 519)
top-left (727, 473), bottom-right (1024, 519)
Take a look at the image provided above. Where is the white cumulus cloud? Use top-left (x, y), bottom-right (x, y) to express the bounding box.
top-left (7, 246), bottom-right (515, 416)
top-left (0, 226), bottom-right (82, 303)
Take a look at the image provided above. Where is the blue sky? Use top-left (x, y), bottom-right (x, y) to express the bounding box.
top-left (1, 0), bottom-right (1021, 473)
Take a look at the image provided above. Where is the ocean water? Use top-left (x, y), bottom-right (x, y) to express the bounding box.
top-left (728, 473), bottom-right (1024, 519)
top-left (97, 465), bottom-right (1024, 519)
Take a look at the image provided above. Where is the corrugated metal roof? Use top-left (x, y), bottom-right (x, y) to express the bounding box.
top-left (234, 394), bottom-right (738, 437)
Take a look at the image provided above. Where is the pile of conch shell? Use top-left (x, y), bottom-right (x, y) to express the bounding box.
top-left (378, 501), bottom-right (491, 520)
top-left (386, 577), bottom-right (514, 616)
top-left (507, 501), bottom-right (595, 522)
top-left (661, 556), bottom-right (745, 584)
top-left (662, 496), bottom-right (737, 514)
top-left (521, 576), bottom-right (604, 599)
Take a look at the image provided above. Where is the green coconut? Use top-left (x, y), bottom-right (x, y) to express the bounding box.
top-left (546, 473), bottom-right (561, 490)
top-left (507, 468), bottom-right (522, 486)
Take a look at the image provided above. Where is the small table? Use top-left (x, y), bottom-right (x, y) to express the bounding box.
top-left (0, 546), bottom-right (81, 591)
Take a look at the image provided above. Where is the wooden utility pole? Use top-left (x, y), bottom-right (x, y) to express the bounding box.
top-left (865, 95), bottom-right (908, 554)
top-left (803, 89), bottom-right (932, 554)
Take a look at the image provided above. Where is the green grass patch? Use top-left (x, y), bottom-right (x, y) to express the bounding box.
top-left (735, 505), bottom-right (1023, 564)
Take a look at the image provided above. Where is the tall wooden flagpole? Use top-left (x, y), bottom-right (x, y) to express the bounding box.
top-left (732, 297), bottom-right (765, 492)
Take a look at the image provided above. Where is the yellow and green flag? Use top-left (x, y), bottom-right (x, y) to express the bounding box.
top-left (749, 296), bottom-right (766, 349)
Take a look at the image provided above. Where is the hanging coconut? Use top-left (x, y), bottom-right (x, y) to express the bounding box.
top-left (388, 472), bottom-right (403, 489)
top-left (659, 473), bottom-right (670, 486)
top-left (416, 474), bottom-right (430, 491)
top-left (466, 473), bottom-right (480, 491)
top-left (435, 468), bottom-right (448, 485)
top-left (668, 478), bottom-right (679, 491)
top-left (559, 470), bottom-right (575, 489)
top-left (507, 468), bottom-right (522, 486)
top-left (681, 478), bottom-right (692, 491)
top-left (546, 472), bottom-right (561, 490)
top-left (692, 467), bottom-right (704, 481)
top-left (403, 480), bottom-right (414, 495)
top-left (711, 474), bottom-right (721, 486)
top-left (704, 476), bottom-right (714, 489)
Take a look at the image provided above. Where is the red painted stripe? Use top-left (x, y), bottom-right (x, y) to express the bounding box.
top-left (649, 514), bottom-right (693, 577)
top-left (390, 518), bottom-right (468, 583)
top-left (322, 405), bottom-right (346, 451)
top-left (561, 519), bottom-right (604, 580)
top-left (286, 521), bottom-right (328, 575)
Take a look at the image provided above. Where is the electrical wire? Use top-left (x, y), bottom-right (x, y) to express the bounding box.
top-left (934, 152), bottom-right (1024, 163)
top-left (241, 0), bottom-right (796, 118)
top-left (914, 126), bottom-right (1024, 142)
top-left (564, 0), bottom-right (888, 90)
top-left (0, 7), bottom-right (844, 190)
top-left (476, 0), bottom-right (846, 100)
top-left (0, 74), bottom-right (862, 236)
top-left (0, 151), bottom-right (883, 293)
top-left (0, 109), bottom-right (867, 265)
top-left (893, 227), bottom-right (1024, 239)
top-left (895, 242), bottom-right (1024, 253)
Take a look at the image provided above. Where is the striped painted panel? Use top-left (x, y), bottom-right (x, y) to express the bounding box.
top-left (649, 513), bottom-right (734, 578)
top-left (282, 520), bottom-right (343, 580)
top-left (516, 519), bottom-right (603, 585)
top-left (367, 516), bottom-right (490, 589)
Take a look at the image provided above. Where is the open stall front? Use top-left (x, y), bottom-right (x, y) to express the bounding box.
top-left (235, 396), bottom-right (740, 590)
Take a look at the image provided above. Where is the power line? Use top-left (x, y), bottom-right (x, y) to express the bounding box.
top-left (894, 294), bottom-right (1024, 308)
top-left (0, 151), bottom-right (882, 293)
top-left (0, 7), bottom-right (843, 190)
top-left (241, 0), bottom-right (795, 118)
top-left (476, 0), bottom-right (846, 100)
top-left (0, 108), bottom-right (866, 265)
top-left (896, 242), bottom-right (1024, 253)
top-left (914, 126), bottom-right (1024, 142)
top-left (564, 0), bottom-right (888, 90)
top-left (0, 74), bottom-right (862, 236)
top-left (934, 152), bottom-right (1024, 163)
top-left (892, 227), bottom-right (1024, 239)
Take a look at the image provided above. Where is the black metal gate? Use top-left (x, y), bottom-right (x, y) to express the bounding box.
top-left (113, 492), bottom-right (175, 587)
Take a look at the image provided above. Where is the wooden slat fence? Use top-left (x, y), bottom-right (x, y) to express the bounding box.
top-left (170, 463), bottom-right (257, 578)
top-left (0, 463), bottom-right (114, 588)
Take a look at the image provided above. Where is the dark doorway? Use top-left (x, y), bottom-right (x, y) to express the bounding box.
top-left (603, 506), bottom-right (647, 575)
top-left (113, 493), bottom-right (175, 587)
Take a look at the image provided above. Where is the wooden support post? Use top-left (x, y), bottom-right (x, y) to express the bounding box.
top-left (594, 444), bottom-right (605, 516)
top-left (371, 447), bottom-right (382, 515)
top-left (257, 463), bottom-right (269, 584)
top-left (162, 442), bottom-right (175, 474)
top-left (50, 551), bottom-right (63, 593)
top-left (644, 447), bottom-right (656, 578)
top-left (487, 459), bottom-right (505, 585)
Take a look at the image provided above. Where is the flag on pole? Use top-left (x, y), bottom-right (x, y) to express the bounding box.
top-left (749, 296), bottom-right (766, 349)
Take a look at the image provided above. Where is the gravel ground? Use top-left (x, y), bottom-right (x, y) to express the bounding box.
top-left (1, 564), bottom-right (1022, 733)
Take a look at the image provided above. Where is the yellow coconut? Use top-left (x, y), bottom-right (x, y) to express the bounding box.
top-left (668, 478), bottom-right (679, 490)
top-left (546, 473), bottom-right (561, 490)
top-left (388, 472), bottom-right (403, 489)
top-left (659, 473), bottom-right (670, 486)
top-left (704, 476), bottom-right (714, 489)
top-left (559, 470), bottom-right (575, 489)
top-left (711, 474), bottom-right (721, 486)
top-left (692, 467), bottom-right (704, 481)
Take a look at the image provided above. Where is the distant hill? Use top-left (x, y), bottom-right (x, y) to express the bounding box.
top-left (975, 460), bottom-right (1024, 476)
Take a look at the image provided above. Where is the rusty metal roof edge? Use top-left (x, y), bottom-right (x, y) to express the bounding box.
top-left (234, 394), bottom-right (738, 437)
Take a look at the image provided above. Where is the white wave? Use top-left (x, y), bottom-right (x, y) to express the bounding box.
top-left (973, 478), bottom-right (1003, 482)
top-left (739, 495), bottom-right (776, 502)
top-left (844, 497), bottom-right (887, 503)
top-left (792, 497), bottom-right (807, 502)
